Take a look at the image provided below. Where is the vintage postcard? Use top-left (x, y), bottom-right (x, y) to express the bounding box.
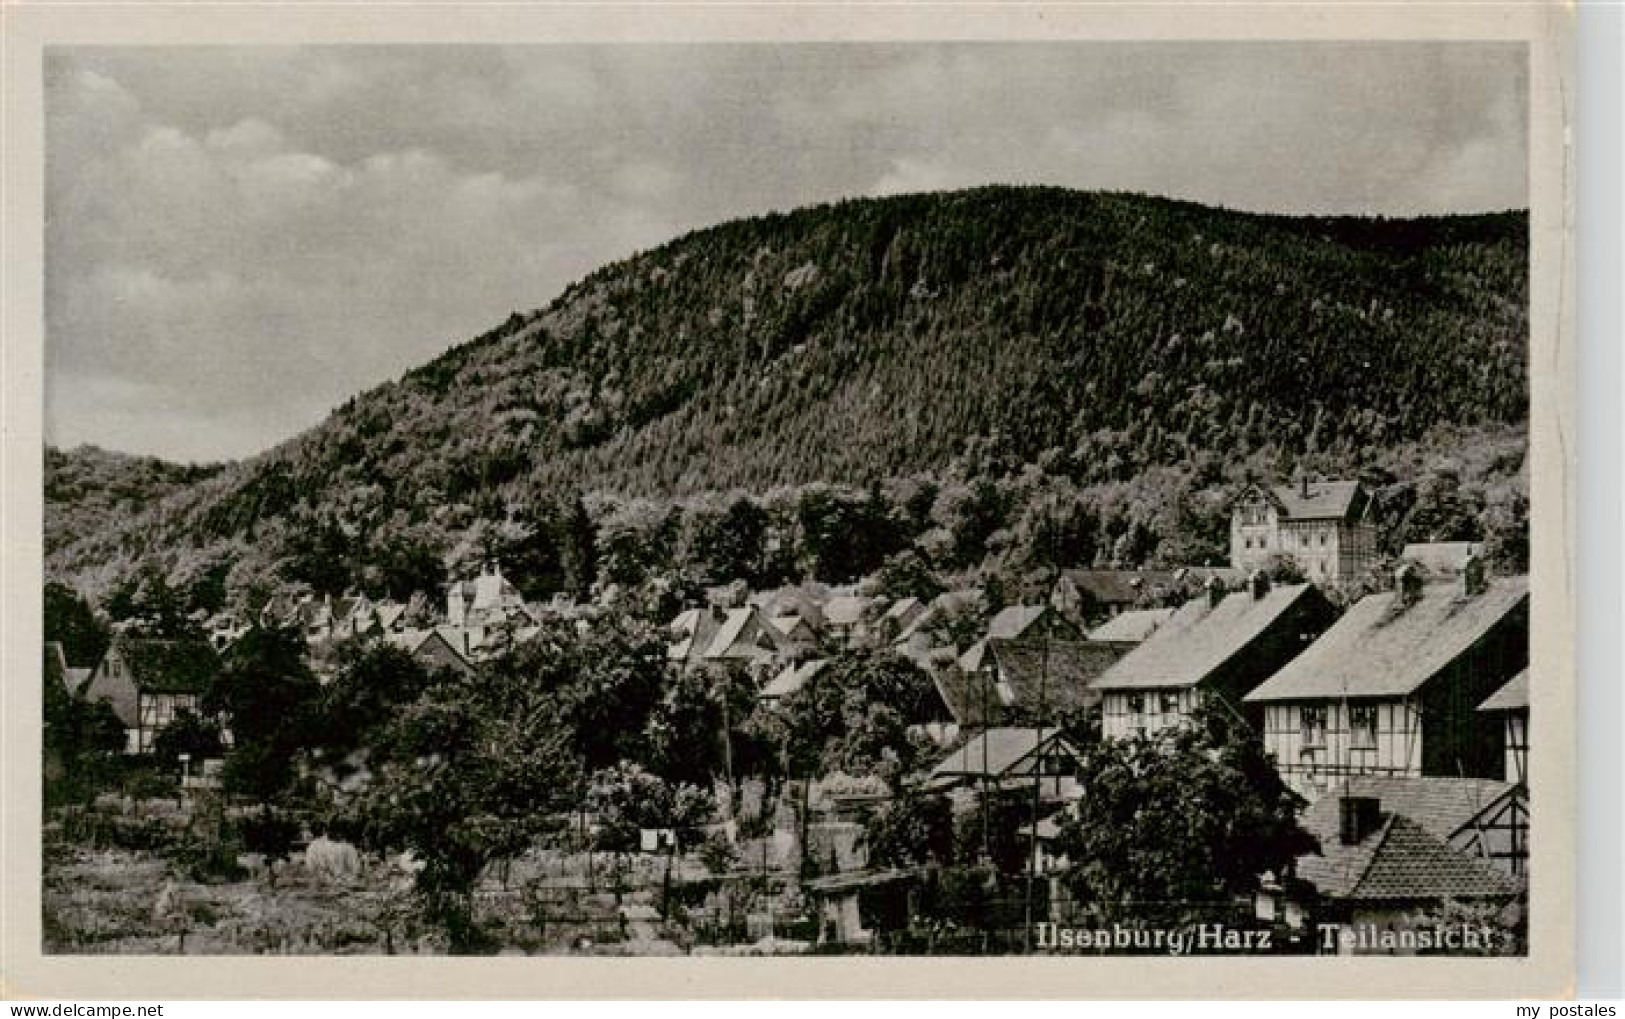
top-left (1, 1), bottom-right (1576, 1000)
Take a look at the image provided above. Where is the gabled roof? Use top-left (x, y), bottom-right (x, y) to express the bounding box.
top-left (1299, 777), bottom-right (1518, 848)
top-left (112, 639), bottom-right (221, 694)
top-left (1087, 607), bottom-right (1176, 644)
top-left (1478, 669), bottom-right (1529, 713)
top-left (1244, 577), bottom-right (1528, 703)
top-left (985, 640), bottom-right (1115, 714)
top-left (769, 613), bottom-right (814, 638)
top-left (1091, 583), bottom-right (1321, 691)
top-left (929, 727), bottom-right (1074, 781)
top-left (1297, 814), bottom-right (1520, 902)
top-left (703, 607), bottom-right (786, 660)
top-left (1258, 480), bottom-right (1367, 522)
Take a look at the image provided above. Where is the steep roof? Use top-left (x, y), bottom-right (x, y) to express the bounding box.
top-left (115, 639), bottom-right (221, 694)
top-left (1091, 583), bottom-right (1320, 691)
top-left (929, 727), bottom-right (1069, 781)
top-left (1087, 607), bottom-right (1176, 644)
top-left (1297, 814), bottom-right (1520, 902)
top-left (931, 667), bottom-right (991, 727)
top-left (1266, 480), bottom-right (1366, 522)
top-left (986, 640), bottom-right (1116, 714)
top-left (704, 607), bottom-right (786, 660)
top-left (1478, 669), bottom-right (1529, 713)
top-left (1244, 577), bottom-right (1528, 703)
top-left (1299, 776), bottom-right (1518, 847)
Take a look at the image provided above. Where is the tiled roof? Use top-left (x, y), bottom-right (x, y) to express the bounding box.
top-left (1299, 777), bottom-right (1517, 847)
top-left (1092, 583), bottom-right (1322, 691)
top-left (929, 727), bottom-right (1067, 780)
top-left (1267, 480), bottom-right (1366, 522)
top-left (1478, 669), bottom-right (1529, 712)
top-left (1298, 814), bottom-right (1520, 902)
top-left (1087, 607), bottom-right (1176, 644)
top-left (986, 640), bottom-right (1117, 714)
top-left (1244, 577), bottom-right (1528, 703)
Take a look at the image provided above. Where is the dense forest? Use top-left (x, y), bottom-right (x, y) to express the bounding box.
top-left (44, 187), bottom-right (1529, 615)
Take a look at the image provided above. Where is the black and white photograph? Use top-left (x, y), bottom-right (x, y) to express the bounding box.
top-left (8, 13), bottom-right (1578, 990)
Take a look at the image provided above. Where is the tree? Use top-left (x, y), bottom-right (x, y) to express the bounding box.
top-left (151, 708), bottom-right (225, 772)
top-left (203, 625), bottom-right (320, 801)
top-left (43, 582), bottom-right (109, 668)
top-left (1052, 701), bottom-right (1314, 929)
top-left (497, 612), bottom-right (669, 772)
top-left (872, 550), bottom-right (945, 604)
top-left (863, 792), bottom-right (954, 869)
top-left (344, 663), bottom-right (582, 953)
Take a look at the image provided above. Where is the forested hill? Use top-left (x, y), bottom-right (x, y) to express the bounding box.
top-left (45, 446), bottom-right (224, 557)
top-left (46, 187), bottom-right (1528, 601)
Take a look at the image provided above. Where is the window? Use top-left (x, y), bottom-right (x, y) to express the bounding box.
top-left (1300, 706), bottom-right (1328, 747)
top-left (1159, 692), bottom-right (1181, 716)
top-left (1350, 705), bottom-right (1378, 749)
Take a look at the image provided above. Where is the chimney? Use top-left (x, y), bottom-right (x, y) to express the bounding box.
top-left (1206, 575), bottom-right (1226, 609)
top-left (1460, 549), bottom-right (1487, 598)
top-left (1338, 796), bottom-right (1382, 845)
top-left (1395, 563), bottom-right (1423, 606)
top-left (1249, 570), bottom-right (1270, 601)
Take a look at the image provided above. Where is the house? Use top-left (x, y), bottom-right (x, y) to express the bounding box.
top-left (1230, 478), bottom-right (1378, 582)
top-left (671, 605), bottom-right (795, 674)
top-left (924, 727), bottom-right (1084, 801)
top-left (767, 613), bottom-right (820, 655)
top-left (1091, 575), bottom-right (1336, 741)
top-left (941, 605), bottom-right (1111, 726)
top-left (1297, 776), bottom-right (1527, 877)
top-left (79, 638), bottom-right (223, 754)
top-left (1243, 560), bottom-right (1527, 796)
top-left (821, 594), bottom-right (878, 647)
top-left (1085, 607), bottom-right (1176, 649)
top-left (1256, 788), bottom-right (1523, 953)
top-left (1051, 569), bottom-right (1182, 623)
top-left (1478, 669), bottom-right (1529, 786)
top-left (383, 628), bottom-right (476, 678)
top-left (446, 561), bottom-right (530, 628)
top-left (1401, 541), bottom-right (1482, 577)
top-left (893, 588), bottom-right (984, 655)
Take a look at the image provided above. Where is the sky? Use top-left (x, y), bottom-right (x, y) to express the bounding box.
top-left (43, 42), bottom-right (1528, 464)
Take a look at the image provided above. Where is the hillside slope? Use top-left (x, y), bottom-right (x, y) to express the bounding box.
top-left (45, 187), bottom-right (1528, 599)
